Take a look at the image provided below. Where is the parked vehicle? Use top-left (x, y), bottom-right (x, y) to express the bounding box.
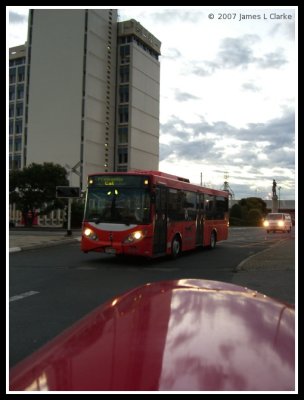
top-left (10, 279), bottom-right (295, 392)
top-left (263, 213), bottom-right (292, 233)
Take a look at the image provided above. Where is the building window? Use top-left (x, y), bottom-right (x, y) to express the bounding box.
top-left (9, 68), bottom-right (16, 84)
top-left (9, 105), bottom-right (14, 118)
top-left (120, 65), bottom-right (129, 83)
top-left (14, 57), bottom-right (25, 66)
top-left (9, 87), bottom-right (15, 101)
top-left (11, 154), bottom-right (22, 170)
top-left (118, 147), bottom-right (128, 164)
top-left (15, 119), bottom-right (23, 134)
top-left (18, 66), bottom-right (25, 82)
top-left (118, 126), bottom-right (128, 143)
top-left (120, 44), bottom-right (130, 58)
top-left (9, 138), bottom-right (13, 152)
top-left (119, 86), bottom-right (129, 103)
top-left (14, 137), bottom-right (22, 152)
top-left (17, 84), bottom-right (24, 99)
top-left (119, 106), bottom-right (128, 123)
top-left (16, 102), bottom-right (23, 117)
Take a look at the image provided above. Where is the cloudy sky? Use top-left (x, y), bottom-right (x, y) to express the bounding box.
top-left (7, 6), bottom-right (297, 200)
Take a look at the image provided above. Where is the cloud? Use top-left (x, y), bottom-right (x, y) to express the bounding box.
top-left (174, 90), bottom-right (199, 102)
top-left (162, 48), bottom-right (182, 59)
top-left (148, 9), bottom-right (204, 23)
top-left (160, 111), bottom-right (295, 172)
top-left (190, 34), bottom-right (289, 77)
top-left (9, 11), bottom-right (28, 24)
top-left (256, 50), bottom-right (288, 68)
top-left (237, 113), bottom-right (295, 145)
top-left (269, 21), bottom-right (295, 41)
top-left (217, 35), bottom-right (259, 68)
top-left (242, 82), bottom-right (261, 92)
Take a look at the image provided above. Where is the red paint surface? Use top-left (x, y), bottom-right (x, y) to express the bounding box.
top-left (10, 279), bottom-right (295, 391)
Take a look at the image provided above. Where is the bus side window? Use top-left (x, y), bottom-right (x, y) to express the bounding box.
top-left (183, 191), bottom-right (196, 220)
top-left (205, 194), bottom-right (215, 219)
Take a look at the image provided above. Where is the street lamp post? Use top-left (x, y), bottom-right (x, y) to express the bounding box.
top-left (278, 187), bottom-right (281, 211)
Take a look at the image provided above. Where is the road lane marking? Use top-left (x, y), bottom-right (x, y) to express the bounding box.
top-left (9, 291), bottom-right (39, 303)
top-left (9, 247), bottom-right (22, 253)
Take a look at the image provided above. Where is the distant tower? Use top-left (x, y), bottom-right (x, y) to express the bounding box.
top-left (222, 172), bottom-right (235, 199)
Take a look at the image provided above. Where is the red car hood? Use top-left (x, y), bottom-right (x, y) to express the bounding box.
top-left (9, 279), bottom-right (295, 392)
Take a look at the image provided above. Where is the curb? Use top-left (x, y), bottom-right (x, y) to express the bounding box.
top-left (9, 237), bottom-right (81, 253)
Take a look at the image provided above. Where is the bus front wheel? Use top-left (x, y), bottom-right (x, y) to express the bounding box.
top-left (171, 236), bottom-right (181, 258)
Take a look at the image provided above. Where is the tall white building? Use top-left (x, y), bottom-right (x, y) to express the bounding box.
top-left (11, 9), bottom-right (161, 187)
top-left (116, 19), bottom-right (161, 173)
top-left (9, 44), bottom-right (27, 170)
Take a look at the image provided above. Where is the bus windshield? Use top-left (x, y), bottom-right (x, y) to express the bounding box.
top-left (84, 187), bottom-right (151, 225)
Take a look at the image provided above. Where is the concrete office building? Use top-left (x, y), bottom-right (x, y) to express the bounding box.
top-left (11, 9), bottom-right (161, 188)
top-left (116, 19), bottom-right (161, 173)
top-left (9, 44), bottom-right (27, 170)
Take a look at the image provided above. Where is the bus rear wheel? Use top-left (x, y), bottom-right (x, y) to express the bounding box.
top-left (171, 236), bottom-right (181, 258)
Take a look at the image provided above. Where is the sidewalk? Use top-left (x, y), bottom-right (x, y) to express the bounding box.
top-left (9, 229), bottom-right (81, 253)
top-left (236, 237), bottom-right (295, 271)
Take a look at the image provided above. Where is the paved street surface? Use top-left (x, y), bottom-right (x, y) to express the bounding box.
top-left (9, 227), bottom-right (295, 274)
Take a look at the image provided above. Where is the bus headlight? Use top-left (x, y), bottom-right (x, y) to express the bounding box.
top-left (123, 230), bottom-right (146, 244)
top-left (83, 228), bottom-right (98, 241)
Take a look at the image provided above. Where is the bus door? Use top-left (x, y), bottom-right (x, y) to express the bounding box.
top-left (153, 185), bottom-right (167, 254)
top-left (196, 193), bottom-right (204, 245)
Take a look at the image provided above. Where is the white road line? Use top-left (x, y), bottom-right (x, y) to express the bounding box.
top-left (9, 247), bottom-right (22, 253)
top-left (9, 291), bottom-right (39, 303)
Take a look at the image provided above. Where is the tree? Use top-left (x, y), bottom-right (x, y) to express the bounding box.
top-left (247, 208), bottom-right (263, 226)
top-left (9, 162), bottom-right (69, 227)
top-left (239, 197), bottom-right (267, 215)
top-left (238, 197), bottom-right (267, 226)
top-left (229, 203), bottom-right (243, 226)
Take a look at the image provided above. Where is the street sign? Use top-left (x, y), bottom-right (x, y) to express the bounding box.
top-left (56, 186), bottom-right (80, 198)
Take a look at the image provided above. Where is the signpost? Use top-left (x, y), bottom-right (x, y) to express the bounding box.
top-left (56, 186), bottom-right (80, 236)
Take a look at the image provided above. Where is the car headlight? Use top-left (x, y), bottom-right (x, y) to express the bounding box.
top-left (278, 221), bottom-right (284, 227)
top-left (263, 221), bottom-right (269, 227)
top-left (123, 230), bottom-right (146, 244)
top-left (83, 228), bottom-right (98, 241)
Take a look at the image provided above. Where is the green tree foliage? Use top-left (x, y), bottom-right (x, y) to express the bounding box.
top-left (229, 203), bottom-right (243, 226)
top-left (237, 197), bottom-right (267, 226)
top-left (239, 197), bottom-right (267, 215)
top-left (247, 208), bottom-right (263, 226)
top-left (9, 162), bottom-right (69, 227)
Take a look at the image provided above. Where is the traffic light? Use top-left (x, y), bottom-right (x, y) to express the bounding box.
top-left (56, 186), bottom-right (80, 198)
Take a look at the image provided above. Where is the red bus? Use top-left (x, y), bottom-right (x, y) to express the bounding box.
top-left (81, 170), bottom-right (229, 258)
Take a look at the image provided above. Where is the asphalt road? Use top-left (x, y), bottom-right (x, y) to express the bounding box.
top-left (9, 227), bottom-right (295, 367)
